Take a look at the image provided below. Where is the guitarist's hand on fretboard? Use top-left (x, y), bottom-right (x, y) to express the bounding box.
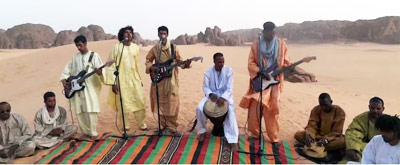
top-left (257, 71), bottom-right (270, 80)
top-left (184, 59), bottom-right (192, 68)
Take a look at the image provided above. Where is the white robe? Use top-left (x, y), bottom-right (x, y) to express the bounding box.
top-left (0, 114), bottom-right (36, 163)
top-left (361, 135), bottom-right (400, 164)
top-left (196, 66), bottom-right (239, 143)
top-left (60, 50), bottom-right (104, 114)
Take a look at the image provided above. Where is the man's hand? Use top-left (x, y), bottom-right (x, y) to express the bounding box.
top-left (62, 80), bottom-right (71, 89)
top-left (112, 85), bottom-right (120, 94)
top-left (184, 59), bottom-right (192, 68)
top-left (317, 138), bottom-right (328, 146)
top-left (49, 128), bottom-right (64, 136)
top-left (209, 93), bottom-right (218, 102)
top-left (216, 98), bottom-right (226, 107)
top-left (150, 66), bottom-right (158, 72)
top-left (345, 149), bottom-right (359, 161)
top-left (305, 133), bottom-right (314, 147)
top-left (257, 71), bottom-right (270, 80)
top-left (95, 68), bottom-right (102, 75)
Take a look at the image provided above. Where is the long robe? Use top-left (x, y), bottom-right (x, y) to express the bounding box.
top-left (239, 38), bottom-right (291, 142)
top-left (0, 114), bottom-right (35, 163)
top-left (33, 106), bottom-right (77, 148)
top-left (344, 111), bottom-right (379, 162)
top-left (145, 43), bottom-right (188, 117)
top-left (105, 43), bottom-right (146, 113)
top-left (362, 135), bottom-right (400, 164)
top-left (60, 50), bottom-right (104, 114)
top-left (239, 38), bottom-right (291, 112)
top-left (196, 66), bottom-right (239, 143)
top-left (294, 105), bottom-right (346, 151)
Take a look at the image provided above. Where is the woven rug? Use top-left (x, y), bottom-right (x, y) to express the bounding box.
top-left (35, 133), bottom-right (298, 164)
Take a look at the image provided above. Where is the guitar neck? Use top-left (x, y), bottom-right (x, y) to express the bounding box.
top-left (271, 60), bottom-right (304, 76)
top-left (166, 60), bottom-right (189, 70)
top-left (78, 65), bottom-right (106, 83)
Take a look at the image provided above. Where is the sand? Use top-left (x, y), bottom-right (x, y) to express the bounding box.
top-left (1, 40), bottom-right (399, 163)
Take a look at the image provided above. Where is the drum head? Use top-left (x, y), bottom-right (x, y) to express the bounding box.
top-left (203, 99), bottom-right (228, 118)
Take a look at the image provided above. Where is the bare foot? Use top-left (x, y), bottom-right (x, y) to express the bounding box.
top-left (230, 143), bottom-right (239, 152)
top-left (197, 133), bottom-right (206, 141)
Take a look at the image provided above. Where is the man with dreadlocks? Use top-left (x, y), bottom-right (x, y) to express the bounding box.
top-left (361, 114), bottom-right (400, 164)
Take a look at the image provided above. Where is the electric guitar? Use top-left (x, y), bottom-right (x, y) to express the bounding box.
top-left (64, 59), bottom-right (115, 99)
top-left (150, 56), bottom-right (203, 83)
top-left (252, 56), bottom-right (316, 92)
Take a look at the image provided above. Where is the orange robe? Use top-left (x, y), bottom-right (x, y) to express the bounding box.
top-left (239, 38), bottom-right (291, 142)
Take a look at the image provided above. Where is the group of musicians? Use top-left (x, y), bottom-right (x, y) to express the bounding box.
top-left (59, 21), bottom-right (287, 152)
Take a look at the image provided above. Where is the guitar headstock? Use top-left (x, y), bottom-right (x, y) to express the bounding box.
top-left (105, 59), bottom-right (116, 67)
top-left (190, 56), bottom-right (204, 63)
top-left (301, 56), bottom-right (317, 63)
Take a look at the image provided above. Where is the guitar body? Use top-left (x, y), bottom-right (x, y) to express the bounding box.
top-left (251, 72), bottom-right (280, 92)
top-left (64, 70), bottom-right (86, 99)
top-left (150, 59), bottom-right (174, 83)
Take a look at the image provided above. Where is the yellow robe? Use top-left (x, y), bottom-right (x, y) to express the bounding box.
top-left (60, 50), bottom-right (104, 114)
top-left (105, 43), bottom-right (145, 113)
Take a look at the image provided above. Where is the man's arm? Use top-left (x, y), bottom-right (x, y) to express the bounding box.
top-left (248, 43), bottom-right (260, 80)
top-left (175, 46), bottom-right (191, 69)
top-left (202, 71), bottom-right (213, 98)
top-left (105, 46), bottom-right (118, 85)
top-left (60, 58), bottom-right (73, 81)
top-left (145, 46), bottom-right (157, 74)
top-left (33, 111), bottom-right (45, 136)
top-left (361, 137), bottom-right (377, 164)
top-left (221, 69), bottom-right (233, 101)
top-left (345, 116), bottom-right (368, 153)
top-left (305, 107), bottom-right (321, 139)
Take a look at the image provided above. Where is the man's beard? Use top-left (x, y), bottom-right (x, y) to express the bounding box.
top-left (47, 105), bottom-right (55, 109)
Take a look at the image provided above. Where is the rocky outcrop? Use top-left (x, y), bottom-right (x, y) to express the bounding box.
top-left (340, 16), bottom-right (400, 44)
top-left (172, 34), bottom-right (197, 45)
top-left (285, 66), bottom-right (317, 83)
top-left (5, 23), bottom-right (56, 48)
top-left (53, 30), bottom-right (79, 47)
top-left (0, 32), bottom-right (12, 49)
top-left (0, 24), bottom-right (117, 49)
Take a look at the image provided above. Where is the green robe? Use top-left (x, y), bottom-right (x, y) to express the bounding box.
top-left (344, 111), bottom-right (380, 162)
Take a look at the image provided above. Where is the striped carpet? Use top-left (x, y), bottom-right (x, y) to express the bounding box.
top-left (35, 133), bottom-right (299, 164)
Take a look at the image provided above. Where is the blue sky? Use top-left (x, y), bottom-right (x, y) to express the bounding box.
top-left (1, 0), bottom-right (399, 39)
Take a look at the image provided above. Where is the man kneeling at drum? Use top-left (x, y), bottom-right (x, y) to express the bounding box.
top-left (196, 52), bottom-right (239, 151)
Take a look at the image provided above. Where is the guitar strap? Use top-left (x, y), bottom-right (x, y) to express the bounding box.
top-left (170, 43), bottom-right (175, 61)
top-left (85, 51), bottom-right (95, 72)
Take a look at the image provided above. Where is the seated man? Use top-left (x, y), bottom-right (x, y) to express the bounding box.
top-left (294, 93), bottom-right (346, 161)
top-left (361, 114), bottom-right (400, 164)
top-left (340, 97), bottom-right (384, 163)
top-left (0, 102), bottom-right (36, 163)
top-left (196, 53), bottom-right (239, 150)
top-left (33, 92), bottom-right (77, 149)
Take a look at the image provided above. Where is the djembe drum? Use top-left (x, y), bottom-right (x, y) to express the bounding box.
top-left (203, 100), bottom-right (228, 136)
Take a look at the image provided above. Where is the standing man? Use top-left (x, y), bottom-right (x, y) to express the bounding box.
top-left (145, 26), bottom-right (191, 134)
top-left (60, 35), bottom-right (104, 140)
top-left (0, 102), bottom-right (36, 163)
top-left (33, 91), bottom-right (77, 149)
top-left (239, 22), bottom-right (291, 146)
top-left (196, 53), bottom-right (239, 150)
top-left (340, 97), bottom-right (384, 163)
top-left (105, 26), bottom-right (147, 131)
